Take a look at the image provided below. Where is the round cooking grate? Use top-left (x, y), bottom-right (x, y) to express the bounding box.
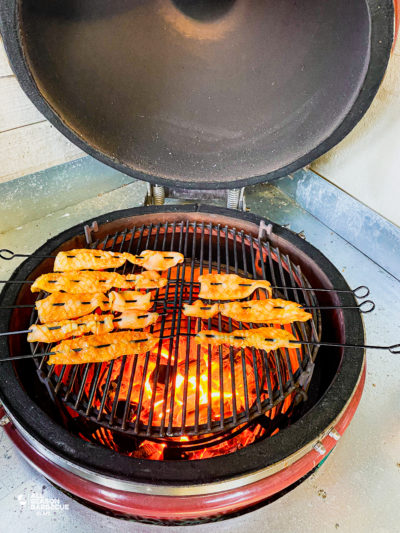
top-left (29, 221), bottom-right (321, 439)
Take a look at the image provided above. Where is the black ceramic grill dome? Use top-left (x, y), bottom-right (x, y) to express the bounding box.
top-left (0, 0), bottom-right (393, 188)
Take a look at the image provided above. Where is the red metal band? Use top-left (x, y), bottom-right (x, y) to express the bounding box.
top-left (0, 364), bottom-right (366, 521)
top-left (394, 0), bottom-right (400, 44)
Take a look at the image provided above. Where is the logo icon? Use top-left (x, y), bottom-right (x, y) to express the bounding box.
top-left (16, 491), bottom-right (69, 515)
top-left (17, 494), bottom-right (27, 506)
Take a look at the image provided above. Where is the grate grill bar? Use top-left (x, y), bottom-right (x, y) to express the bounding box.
top-left (146, 223), bottom-right (170, 434)
top-left (181, 221), bottom-right (198, 433)
top-left (29, 220), bottom-right (320, 439)
top-left (132, 223), bottom-right (158, 433)
top-left (167, 221), bottom-right (189, 434)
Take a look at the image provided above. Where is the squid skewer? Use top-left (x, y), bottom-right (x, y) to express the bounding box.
top-left (198, 273), bottom-right (272, 300)
top-left (27, 310), bottom-right (160, 343)
top-left (108, 290), bottom-right (153, 312)
top-left (48, 331), bottom-right (159, 365)
top-left (35, 291), bottom-right (152, 322)
top-left (1, 291), bottom-right (375, 320)
top-left (3, 337), bottom-right (399, 363)
top-left (183, 299), bottom-right (312, 324)
top-left (54, 249), bottom-right (184, 272)
top-left (193, 329), bottom-right (400, 355)
top-left (28, 313), bottom-right (114, 343)
top-left (195, 327), bottom-right (301, 351)
top-left (36, 292), bottom-right (110, 322)
top-left (31, 270), bottom-right (167, 294)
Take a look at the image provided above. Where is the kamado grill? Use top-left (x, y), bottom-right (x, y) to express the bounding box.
top-left (0, 0), bottom-right (398, 525)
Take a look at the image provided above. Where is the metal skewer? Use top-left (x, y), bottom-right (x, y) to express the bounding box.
top-left (0, 333), bottom-right (181, 362)
top-left (0, 313), bottom-right (167, 337)
top-left (0, 249), bottom-right (55, 260)
top-left (0, 248), bottom-right (371, 299)
top-left (195, 299), bottom-right (375, 314)
top-left (0, 298), bottom-right (374, 337)
top-left (1, 334), bottom-right (399, 362)
top-left (0, 337), bottom-right (157, 362)
top-left (0, 277), bottom-right (370, 299)
top-left (0, 278), bottom-right (155, 284)
top-left (0, 301), bottom-right (153, 309)
top-left (180, 333), bottom-right (400, 354)
top-left (1, 278), bottom-right (166, 285)
top-left (0, 298), bottom-right (375, 313)
top-left (0, 249), bottom-right (176, 261)
top-left (206, 282), bottom-right (370, 298)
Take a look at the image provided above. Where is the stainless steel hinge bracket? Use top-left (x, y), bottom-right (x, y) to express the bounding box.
top-left (258, 220), bottom-right (273, 241)
top-left (84, 221), bottom-right (99, 245)
top-left (226, 188), bottom-right (246, 210)
top-left (145, 184), bottom-right (247, 211)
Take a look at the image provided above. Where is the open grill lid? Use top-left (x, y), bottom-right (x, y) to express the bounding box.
top-left (0, 0), bottom-right (394, 189)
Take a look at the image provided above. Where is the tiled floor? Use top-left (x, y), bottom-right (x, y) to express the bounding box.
top-left (0, 175), bottom-right (399, 533)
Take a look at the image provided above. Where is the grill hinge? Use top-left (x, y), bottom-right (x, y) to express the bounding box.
top-left (226, 188), bottom-right (246, 210)
top-left (145, 184), bottom-right (247, 211)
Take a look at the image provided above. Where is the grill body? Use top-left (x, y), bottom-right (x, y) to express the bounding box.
top-left (0, 366), bottom-right (366, 522)
top-left (0, 0), bottom-right (389, 522)
top-left (0, 205), bottom-right (365, 521)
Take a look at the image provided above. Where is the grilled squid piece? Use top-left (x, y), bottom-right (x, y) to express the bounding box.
top-left (134, 270), bottom-right (168, 289)
top-left (195, 327), bottom-right (300, 351)
top-left (28, 311), bottom-right (159, 343)
top-left (54, 248), bottom-right (184, 272)
top-left (31, 270), bottom-right (165, 294)
top-left (35, 292), bottom-right (110, 322)
top-left (54, 249), bottom-right (135, 272)
top-left (48, 331), bottom-right (158, 365)
top-left (108, 291), bottom-right (152, 312)
top-left (182, 300), bottom-right (219, 320)
top-left (219, 299), bottom-right (311, 323)
top-left (28, 313), bottom-right (115, 343)
top-left (183, 299), bottom-right (311, 324)
top-left (198, 273), bottom-right (272, 300)
top-left (114, 310), bottom-right (159, 330)
top-left (134, 251), bottom-right (184, 271)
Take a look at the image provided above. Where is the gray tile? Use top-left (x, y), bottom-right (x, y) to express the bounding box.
top-left (275, 169), bottom-right (400, 280)
top-left (0, 157), bottom-right (134, 233)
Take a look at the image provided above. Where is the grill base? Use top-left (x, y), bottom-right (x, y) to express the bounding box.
top-left (48, 467), bottom-right (320, 525)
top-left (0, 363), bottom-right (365, 521)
